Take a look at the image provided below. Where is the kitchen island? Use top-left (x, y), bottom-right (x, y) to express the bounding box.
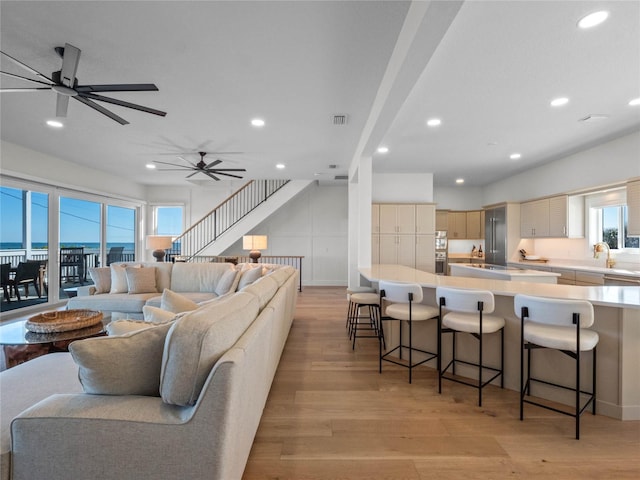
top-left (360, 264), bottom-right (640, 420)
top-left (450, 262), bottom-right (560, 283)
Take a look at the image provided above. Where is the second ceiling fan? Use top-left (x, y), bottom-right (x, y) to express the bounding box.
top-left (154, 152), bottom-right (247, 180)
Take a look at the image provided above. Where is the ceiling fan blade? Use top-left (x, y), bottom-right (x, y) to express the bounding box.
top-left (74, 96), bottom-right (129, 125)
top-left (0, 50), bottom-right (54, 83)
top-left (0, 70), bottom-right (53, 86)
top-left (205, 160), bottom-right (222, 169)
top-left (75, 83), bottom-right (158, 93)
top-left (153, 160), bottom-right (194, 168)
top-left (59, 43), bottom-right (80, 88)
top-left (203, 171), bottom-right (220, 181)
top-left (208, 168), bottom-right (247, 172)
top-left (210, 172), bottom-right (245, 179)
top-left (155, 167), bottom-right (196, 171)
top-left (56, 94), bottom-right (69, 117)
top-left (0, 87), bottom-right (51, 92)
top-left (79, 92), bottom-right (166, 117)
top-left (177, 156), bottom-right (198, 167)
top-left (186, 171), bottom-right (201, 179)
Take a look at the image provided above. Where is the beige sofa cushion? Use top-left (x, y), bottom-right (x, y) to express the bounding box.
top-left (170, 262), bottom-right (233, 293)
top-left (69, 322), bottom-right (173, 396)
top-left (240, 275), bottom-right (279, 310)
top-left (214, 267), bottom-right (240, 296)
top-left (126, 266), bottom-right (157, 294)
top-left (237, 265), bottom-right (263, 290)
top-left (160, 292), bottom-right (259, 406)
top-left (143, 305), bottom-right (179, 324)
top-left (265, 266), bottom-right (294, 287)
top-left (160, 288), bottom-right (199, 313)
top-left (88, 267), bottom-right (111, 293)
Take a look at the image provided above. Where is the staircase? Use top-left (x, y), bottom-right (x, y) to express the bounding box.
top-left (168, 179), bottom-right (312, 261)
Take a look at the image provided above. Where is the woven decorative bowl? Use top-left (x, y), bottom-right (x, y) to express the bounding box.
top-left (26, 309), bottom-right (103, 333)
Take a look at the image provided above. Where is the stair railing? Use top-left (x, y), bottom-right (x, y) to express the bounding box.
top-left (167, 179), bottom-right (289, 262)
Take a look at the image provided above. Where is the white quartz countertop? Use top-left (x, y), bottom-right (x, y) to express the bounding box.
top-left (360, 264), bottom-right (640, 309)
top-left (510, 260), bottom-right (640, 278)
top-left (451, 263), bottom-right (561, 277)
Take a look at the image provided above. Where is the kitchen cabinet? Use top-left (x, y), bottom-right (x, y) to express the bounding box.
top-left (372, 203), bottom-right (436, 272)
top-left (575, 271), bottom-right (604, 286)
top-left (435, 210), bottom-right (448, 231)
top-left (379, 234), bottom-right (415, 267)
top-left (521, 195), bottom-right (583, 238)
top-left (379, 204), bottom-right (415, 234)
top-left (466, 210), bottom-right (484, 239)
top-left (416, 204), bottom-right (436, 234)
top-left (447, 211), bottom-right (467, 239)
top-left (628, 179), bottom-right (640, 236)
top-left (415, 234), bottom-right (435, 273)
top-left (552, 268), bottom-right (576, 285)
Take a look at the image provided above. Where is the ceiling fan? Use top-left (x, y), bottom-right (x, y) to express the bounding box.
top-left (154, 152), bottom-right (247, 181)
top-left (0, 43), bottom-right (166, 125)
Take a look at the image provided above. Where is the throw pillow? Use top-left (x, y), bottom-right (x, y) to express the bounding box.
top-left (237, 265), bottom-right (262, 290)
top-left (109, 264), bottom-right (139, 294)
top-left (69, 322), bottom-right (173, 396)
top-left (106, 319), bottom-right (156, 336)
top-left (126, 266), bottom-right (157, 294)
top-left (160, 288), bottom-right (199, 313)
top-left (214, 267), bottom-right (239, 296)
top-left (88, 267), bottom-right (111, 294)
top-left (143, 305), bottom-right (179, 324)
top-left (160, 292), bottom-right (260, 406)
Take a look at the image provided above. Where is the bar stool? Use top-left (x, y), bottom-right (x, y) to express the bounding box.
top-left (348, 291), bottom-right (382, 350)
top-left (345, 286), bottom-right (376, 333)
top-left (514, 294), bottom-right (598, 440)
top-left (379, 281), bottom-right (439, 384)
top-left (436, 287), bottom-right (504, 406)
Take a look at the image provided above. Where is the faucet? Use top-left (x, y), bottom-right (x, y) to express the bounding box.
top-left (593, 242), bottom-right (615, 268)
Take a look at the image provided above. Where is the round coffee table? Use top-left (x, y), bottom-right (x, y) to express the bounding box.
top-left (0, 315), bottom-right (106, 369)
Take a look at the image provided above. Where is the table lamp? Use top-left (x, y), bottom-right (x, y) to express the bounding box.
top-left (243, 235), bottom-right (268, 263)
top-left (146, 235), bottom-right (174, 262)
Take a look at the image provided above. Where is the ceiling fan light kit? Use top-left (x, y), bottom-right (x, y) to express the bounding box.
top-left (0, 43), bottom-right (166, 125)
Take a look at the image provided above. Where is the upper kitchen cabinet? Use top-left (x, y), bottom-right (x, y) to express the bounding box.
top-left (435, 210), bottom-right (448, 231)
top-left (521, 195), bottom-right (584, 238)
top-left (628, 179), bottom-right (640, 236)
top-left (416, 204), bottom-right (436, 234)
top-left (466, 210), bottom-right (484, 239)
top-left (379, 204), bottom-right (416, 234)
top-left (447, 211), bottom-right (467, 239)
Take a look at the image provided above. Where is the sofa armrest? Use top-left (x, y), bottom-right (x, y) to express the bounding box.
top-left (76, 285), bottom-right (96, 296)
top-left (10, 394), bottom-right (195, 480)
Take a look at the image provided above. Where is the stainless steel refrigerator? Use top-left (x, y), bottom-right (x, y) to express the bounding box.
top-left (484, 205), bottom-right (507, 266)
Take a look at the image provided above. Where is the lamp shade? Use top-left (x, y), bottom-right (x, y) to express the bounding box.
top-left (146, 235), bottom-right (174, 250)
top-left (242, 235), bottom-right (268, 250)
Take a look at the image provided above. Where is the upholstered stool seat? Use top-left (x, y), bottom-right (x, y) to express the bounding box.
top-left (379, 281), bottom-right (438, 384)
top-left (515, 294), bottom-right (599, 440)
top-left (345, 286), bottom-right (377, 331)
top-left (437, 287), bottom-right (505, 406)
top-left (349, 292), bottom-right (382, 350)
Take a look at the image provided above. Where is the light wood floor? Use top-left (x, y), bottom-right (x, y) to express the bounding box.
top-left (243, 286), bottom-right (640, 479)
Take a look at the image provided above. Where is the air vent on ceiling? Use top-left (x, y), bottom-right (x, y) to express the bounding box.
top-left (334, 175), bottom-right (348, 181)
top-left (329, 164), bottom-right (337, 169)
top-left (332, 114), bottom-right (348, 125)
top-left (579, 114), bottom-right (609, 122)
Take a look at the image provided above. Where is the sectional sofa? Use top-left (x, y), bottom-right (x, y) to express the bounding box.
top-left (0, 262), bottom-right (299, 480)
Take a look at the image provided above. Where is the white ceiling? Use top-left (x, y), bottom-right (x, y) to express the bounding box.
top-left (1, 1), bottom-right (639, 188)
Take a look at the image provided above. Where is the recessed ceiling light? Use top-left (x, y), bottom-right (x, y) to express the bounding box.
top-left (578, 11), bottom-right (609, 29)
top-left (455, 178), bottom-right (464, 184)
top-left (550, 97), bottom-right (569, 107)
top-left (46, 120), bottom-right (63, 128)
top-left (377, 146), bottom-right (389, 154)
top-left (629, 97), bottom-right (640, 106)
top-left (251, 118), bottom-right (265, 127)
top-left (276, 163), bottom-right (285, 169)
top-left (427, 118), bottom-right (442, 127)
top-left (146, 163), bottom-right (156, 169)
top-left (510, 153), bottom-right (522, 160)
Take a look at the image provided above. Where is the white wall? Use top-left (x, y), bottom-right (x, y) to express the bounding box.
top-left (222, 183), bottom-right (348, 286)
top-left (372, 173), bottom-right (433, 202)
top-left (483, 131), bottom-right (640, 205)
top-left (0, 141), bottom-right (146, 200)
top-left (434, 186), bottom-right (483, 210)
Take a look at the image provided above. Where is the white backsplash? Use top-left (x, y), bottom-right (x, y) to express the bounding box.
top-left (448, 239), bottom-right (485, 254)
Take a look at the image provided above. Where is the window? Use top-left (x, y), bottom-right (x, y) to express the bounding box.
top-left (106, 205), bottom-right (136, 265)
top-left (597, 206), bottom-right (639, 249)
top-left (154, 206), bottom-right (183, 236)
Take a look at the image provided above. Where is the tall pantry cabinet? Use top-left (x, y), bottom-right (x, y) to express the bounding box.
top-left (372, 203), bottom-right (436, 273)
